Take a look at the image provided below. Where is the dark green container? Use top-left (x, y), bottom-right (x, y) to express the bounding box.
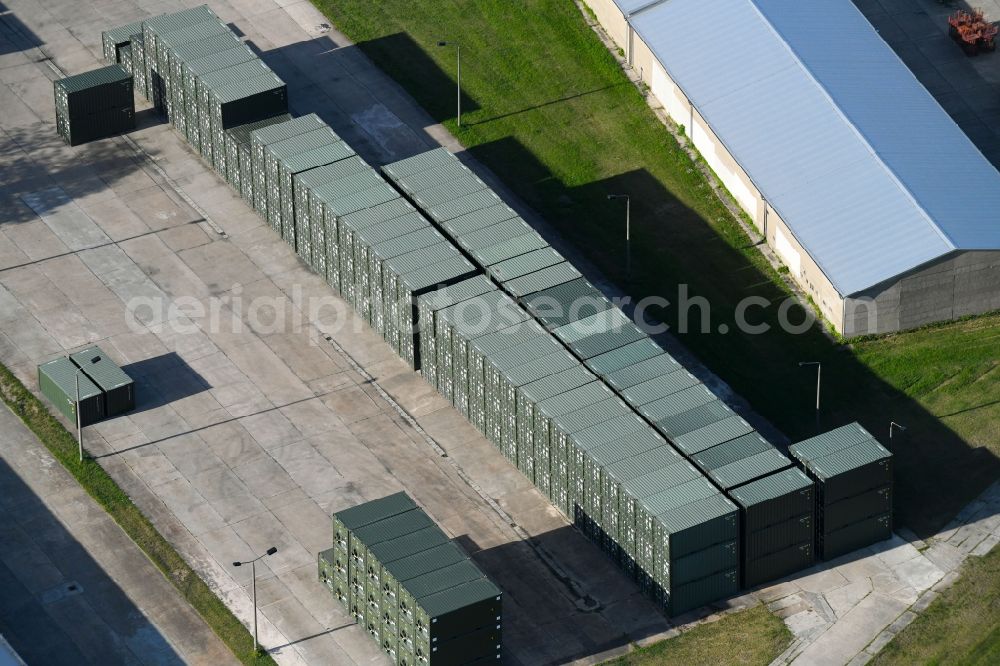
top-left (669, 568), bottom-right (739, 617)
top-left (604, 353), bottom-right (682, 391)
top-left (102, 20), bottom-right (145, 64)
top-left (318, 548), bottom-right (335, 587)
top-left (819, 512), bottom-right (892, 560)
top-left (519, 276), bottom-right (610, 330)
top-left (332, 492), bottom-right (417, 549)
top-left (38, 357), bottom-right (105, 426)
top-left (822, 485), bottom-right (892, 533)
top-left (70, 346), bottom-right (134, 416)
top-left (584, 337), bottom-right (663, 377)
top-left (744, 541), bottom-right (813, 589)
top-left (413, 577), bottom-right (502, 644)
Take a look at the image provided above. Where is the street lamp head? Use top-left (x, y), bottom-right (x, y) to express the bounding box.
top-left (266, 546), bottom-right (278, 556)
top-left (232, 561), bottom-right (242, 567)
top-left (438, 40), bottom-right (448, 47)
top-left (607, 194), bottom-right (627, 201)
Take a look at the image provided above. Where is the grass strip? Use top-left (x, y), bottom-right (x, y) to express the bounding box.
top-left (601, 604), bottom-right (792, 666)
top-left (0, 362), bottom-right (276, 666)
top-left (872, 547), bottom-right (1000, 665)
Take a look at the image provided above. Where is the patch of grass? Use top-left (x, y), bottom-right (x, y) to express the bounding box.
top-left (872, 547), bottom-right (1000, 664)
top-left (0, 363), bottom-right (274, 666)
top-left (603, 605), bottom-right (791, 666)
top-left (315, 0), bottom-right (999, 538)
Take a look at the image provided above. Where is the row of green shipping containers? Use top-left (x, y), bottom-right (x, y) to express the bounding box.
top-left (412, 266), bottom-right (744, 612)
top-left (53, 64), bottom-right (135, 146)
top-left (790, 424), bottom-right (893, 561)
top-left (99, 8), bottom-right (893, 615)
top-left (321, 493), bottom-right (501, 665)
top-left (381, 149), bottom-right (831, 596)
top-left (101, 5), bottom-right (287, 174)
top-left (37, 346), bottom-right (135, 426)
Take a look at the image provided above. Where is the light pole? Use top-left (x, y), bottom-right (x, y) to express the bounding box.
top-left (75, 355), bottom-right (101, 463)
top-left (889, 421), bottom-right (906, 450)
top-left (607, 194), bottom-right (631, 276)
top-left (799, 361), bottom-right (821, 433)
top-left (233, 546), bottom-right (278, 653)
top-left (438, 41), bottom-right (461, 127)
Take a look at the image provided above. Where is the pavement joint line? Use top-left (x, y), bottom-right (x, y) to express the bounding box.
top-left (117, 133), bottom-right (228, 239)
top-left (92, 390), bottom-right (334, 459)
top-left (0, 219), bottom-right (207, 274)
top-left (315, 333), bottom-right (595, 608)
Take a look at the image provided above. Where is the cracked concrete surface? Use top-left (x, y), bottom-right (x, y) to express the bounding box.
top-left (765, 481), bottom-right (1000, 666)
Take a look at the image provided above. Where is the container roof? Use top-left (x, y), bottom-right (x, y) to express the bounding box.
top-left (628, 0), bottom-right (1000, 295)
top-left (729, 467), bottom-right (813, 509)
top-left (333, 492), bottom-right (416, 530)
top-left (789, 422), bottom-right (882, 462)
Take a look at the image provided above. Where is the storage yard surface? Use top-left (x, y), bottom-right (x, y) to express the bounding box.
top-left (0, 3), bottom-right (997, 666)
top-left (0, 389), bottom-right (238, 665)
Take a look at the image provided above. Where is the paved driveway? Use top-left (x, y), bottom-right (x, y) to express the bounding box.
top-left (0, 405), bottom-right (238, 665)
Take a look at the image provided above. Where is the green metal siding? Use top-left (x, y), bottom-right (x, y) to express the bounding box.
top-left (38, 357), bottom-right (105, 426)
top-left (69, 346), bottom-right (134, 416)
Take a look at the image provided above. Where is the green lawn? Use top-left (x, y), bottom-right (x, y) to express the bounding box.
top-left (0, 364), bottom-right (275, 666)
top-left (602, 604), bottom-right (791, 666)
top-left (315, 0), bottom-right (999, 539)
top-left (872, 547), bottom-right (1000, 665)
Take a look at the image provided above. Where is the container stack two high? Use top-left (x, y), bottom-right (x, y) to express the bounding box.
top-left (37, 345), bottom-right (135, 426)
top-left (320, 493), bottom-right (502, 665)
top-left (790, 423), bottom-right (893, 560)
top-left (53, 64), bottom-right (135, 146)
top-left (101, 4), bottom-right (288, 182)
top-left (92, 4), bottom-right (899, 624)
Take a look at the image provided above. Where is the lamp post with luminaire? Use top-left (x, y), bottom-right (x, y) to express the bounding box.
top-left (799, 361), bottom-right (821, 433)
top-left (75, 355), bottom-right (101, 463)
top-left (233, 546), bottom-right (278, 653)
top-left (438, 41), bottom-right (461, 127)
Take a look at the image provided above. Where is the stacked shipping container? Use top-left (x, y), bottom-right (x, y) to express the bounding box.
top-left (382, 150), bottom-right (759, 614)
top-left (324, 493), bottom-right (502, 665)
top-left (37, 347), bottom-right (135, 426)
top-left (94, 8), bottom-right (896, 621)
top-left (790, 423), bottom-right (893, 560)
top-left (103, 6), bottom-right (287, 177)
top-left (53, 64), bottom-right (135, 146)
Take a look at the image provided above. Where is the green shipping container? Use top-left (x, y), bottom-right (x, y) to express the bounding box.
top-left (69, 346), bottom-right (134, 416)
top-left (250, 114), bottom-right (328, 216)
top-left (38, 357), bottom-right (105, 426)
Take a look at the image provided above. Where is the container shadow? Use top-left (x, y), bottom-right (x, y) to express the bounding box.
top-left (119, 351), bottom-right (210, 414)
top-left (0, 456), bottom-right (183, 665)
top-left (451, 529), bottom-right (673, 666)
top-left (0, 1), bottom-right (42, 56)
top-left (246, 32), bottom-right (476, 165)
top-left (459, 135), bottom-right (999, 540)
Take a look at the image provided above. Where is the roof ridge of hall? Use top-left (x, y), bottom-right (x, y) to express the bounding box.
top-left (741, 0), bottom-right (957, 257)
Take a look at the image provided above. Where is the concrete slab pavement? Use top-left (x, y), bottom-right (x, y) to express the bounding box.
top-left (0, 404), bottom-right (237, 666)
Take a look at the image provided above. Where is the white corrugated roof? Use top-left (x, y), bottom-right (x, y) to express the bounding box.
top-left (613, 0), bottom-right (665, 15)
top-left (627, 0), bottom-right (1000, 295)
